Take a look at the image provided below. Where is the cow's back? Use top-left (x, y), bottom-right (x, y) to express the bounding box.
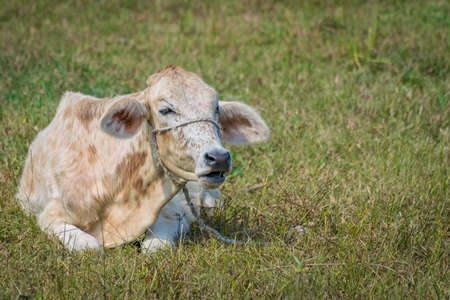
top-left (16, 92), bottom-right (138, 226)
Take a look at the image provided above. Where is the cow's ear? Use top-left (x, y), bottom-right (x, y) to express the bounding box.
top-left (218, 101), bottom-right (270, 145)
top-left (101, 98), bottom-right (149, 138)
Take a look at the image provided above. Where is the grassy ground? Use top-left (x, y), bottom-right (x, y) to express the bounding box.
top-left (1, 0), bottom-right (449, 298)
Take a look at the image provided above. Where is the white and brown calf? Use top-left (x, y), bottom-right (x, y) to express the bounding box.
top-left (16, 66), bottom-right (269, 252)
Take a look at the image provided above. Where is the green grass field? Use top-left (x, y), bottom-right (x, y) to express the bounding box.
top-left (1, 0), bottom-right (449, 298)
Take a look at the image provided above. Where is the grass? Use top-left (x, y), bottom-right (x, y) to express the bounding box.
top-left (1, 0), bottom-right (449, 298)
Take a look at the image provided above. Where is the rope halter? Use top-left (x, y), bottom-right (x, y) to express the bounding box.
top-left (151, 118), bottom-right (222, 186)
top-left (153, 118), bottom-right (222, 135)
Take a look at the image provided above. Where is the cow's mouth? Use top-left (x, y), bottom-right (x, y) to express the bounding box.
top-left (198, 171), bottom-right (226, 188)
top-left (204, 171), bottom-right (226, 183)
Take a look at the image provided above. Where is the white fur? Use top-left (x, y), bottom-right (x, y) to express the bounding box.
top-left (143, 182), bottom-right (221, 252)
top-left (52, 224), bottom-right (102, 251)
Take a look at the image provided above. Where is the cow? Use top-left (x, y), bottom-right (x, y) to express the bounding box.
top-left (16, 66), bottom-right (270, 252)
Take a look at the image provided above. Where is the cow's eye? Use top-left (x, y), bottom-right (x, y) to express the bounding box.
top-left (215, 106), bottom-right (219, 114)
top-left (159, 107), bottom-right (176, 115)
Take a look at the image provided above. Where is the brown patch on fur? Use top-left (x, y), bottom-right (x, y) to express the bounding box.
top-left (76, 100), bottom-right (103, 127)
top-left (133, 195), bottom-right (141, 207)
top-left (65, 121), bottom-right (73, 131)
top-left (156, 132), bottom-right (175, 153)
top-left (134, 178), bottom-right (144, 191)
top-left (116, 189), bottom-right (133, 206)
top-left (116, 152), bottom-right (147, 186)
top-left (224, 118), bottom-right (251, 135)
top-left (217, 101), bottom-right (270, 144)
top-left (64, 198), bottom-right (78, 212)
top-left (62, 105), bottom-right (73, 120)
top-left (103, 99), bottom-right (148, 137)
top-left (220, 113), bottom-right (252, 129)
top-left (115, 190), bottom-right (143, 213)
top-left (144, 180), bottom-right (152, 191)
top-left (176, 129), bottom-right (186, 145)
top-left (87, 144), bottom-right (97, 164)
top-left (114, 152), bottom-right (154, 202)
top-left (101, 176), bottom-right (119, 202)
top-left (115, 110), bottom-right (136, 128)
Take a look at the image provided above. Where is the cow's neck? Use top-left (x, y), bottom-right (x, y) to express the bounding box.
top-left (147, 126), bottom-right (186, 201)
top-left (88, 141), bottom-right (185, 247)
top-left (143, 169), bottom-right (183, 213)
top-left (89, 173), bottom-right (182, 247)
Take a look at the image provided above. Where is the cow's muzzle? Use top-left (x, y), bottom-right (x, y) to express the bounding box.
top-left (153, 118), bottom-right (225, 186)
top-left (198, 149), bottom-right (231, 188)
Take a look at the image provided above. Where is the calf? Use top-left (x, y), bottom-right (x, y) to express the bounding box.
top-left (16, 66), bottom-right (269, 251)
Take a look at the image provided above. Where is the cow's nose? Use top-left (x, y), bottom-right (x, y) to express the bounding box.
top-left (204, 150), bottom-right (231, 171)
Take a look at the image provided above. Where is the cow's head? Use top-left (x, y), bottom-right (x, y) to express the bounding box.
top-left (101, 66), bottom-right (269, 189)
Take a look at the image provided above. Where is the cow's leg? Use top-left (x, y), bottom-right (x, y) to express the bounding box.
top-left (38, 200), bottom-right (102, 251)
top-left (142, 198), bottom-right (189, 253)
top-left (142, 182), bottom-right (222, 253)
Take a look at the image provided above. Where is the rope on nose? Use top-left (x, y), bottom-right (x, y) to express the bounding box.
top-left (153, 118), bottom-right (222, 135)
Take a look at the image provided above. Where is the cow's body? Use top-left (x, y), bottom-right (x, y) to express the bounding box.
top-left (16, 66), bottom-right (269, 251)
